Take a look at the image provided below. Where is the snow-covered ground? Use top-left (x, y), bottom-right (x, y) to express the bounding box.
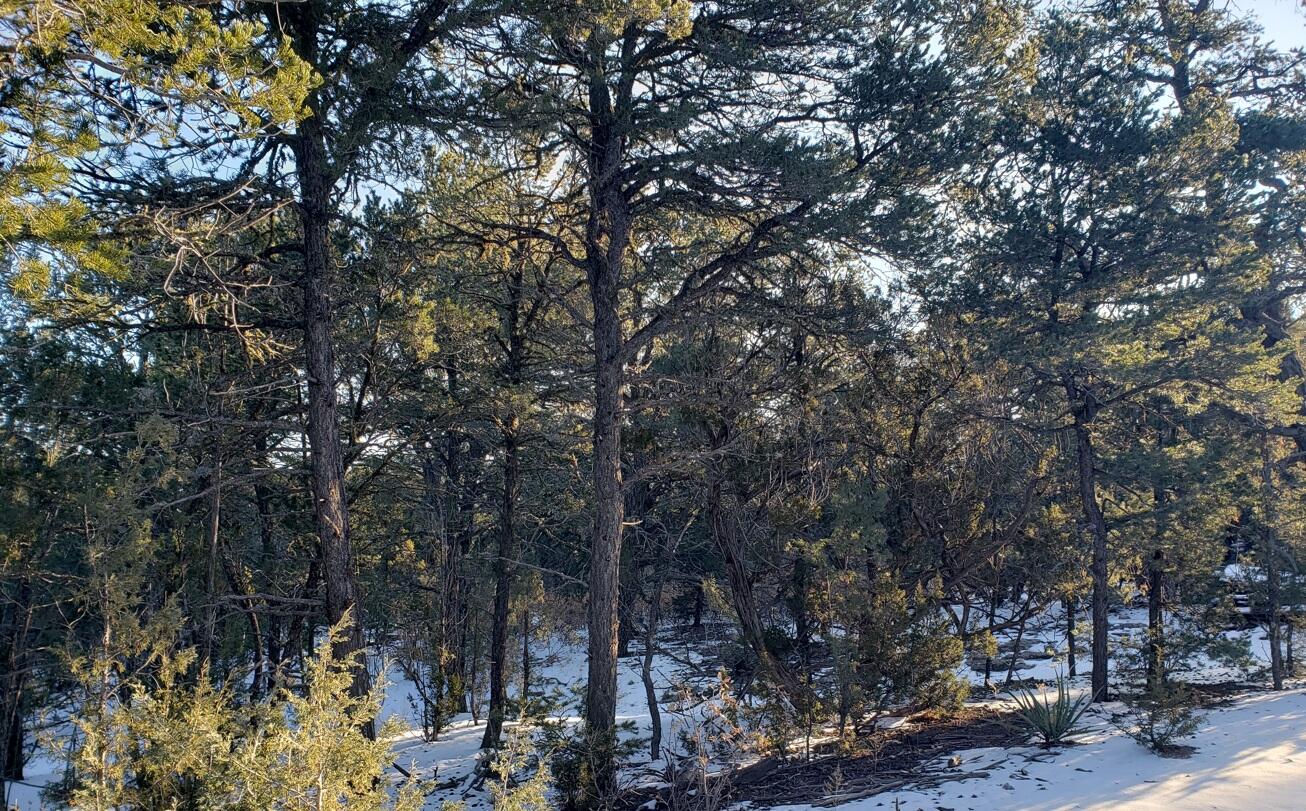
top-left (4, 608), bottom-right (1302, 810)
top-left (383, 631), bottom-right (722, 809)
top-left (377, 606), bottom-right (1304, 811)
top-left (773, 687), bottom-right (1306, 811)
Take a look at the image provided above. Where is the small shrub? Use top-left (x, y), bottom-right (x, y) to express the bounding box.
top-left (537, 718), bottom-right (639, 810)
top-left (1115, 683), bottom-right (1202, 755)
top-left (1007, 676), bottom-right (1090, 746)
top-left (662, 671), bottom-right (749, 811)
top-left (66, 615), bottom-right (423, 810)
top-left (486, 727), bottom-right (553, 811)
top-left (826, 574), bottom-right (969, 733)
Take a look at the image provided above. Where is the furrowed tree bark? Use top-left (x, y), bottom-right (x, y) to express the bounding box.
top-left (286, 3), bottom-right (372, 738)
top-left (482, 427), bottom-right (520, 750)
top-left (1070, 396), bottom-right (1110, 702)
top-left (582, 39), bottom-right (631, 802)
top-left (585, 270), bottom-right (624, 799)
top-left (272, 0), bottom-right (456, 737)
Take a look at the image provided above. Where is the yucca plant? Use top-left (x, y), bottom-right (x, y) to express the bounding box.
top-left (1007, 677), bottom-right (1091, 746)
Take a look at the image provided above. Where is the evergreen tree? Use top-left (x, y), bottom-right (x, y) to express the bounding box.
top-left (460, 0), bottom-right (1024, 790)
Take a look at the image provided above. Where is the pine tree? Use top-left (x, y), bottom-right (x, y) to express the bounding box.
top-left (460, 1), bottom-right (1025, 791)
top-left (930, 4), bottom-right (1295, 701)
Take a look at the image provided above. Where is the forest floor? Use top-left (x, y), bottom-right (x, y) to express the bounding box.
top-left (373, 604), bottom-right (1305, 811)
top-left (762, 685), bottom-right (1306, 811)
top-left (5, 609), bottom-right (1303, 810)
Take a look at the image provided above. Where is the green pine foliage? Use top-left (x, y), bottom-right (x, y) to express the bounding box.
top-left (3, 0), bottom-right (313, 320)
top-left (1114, 683), bottom-right (1204, 756)
top-left (2, 0), bottom-right (1306, 803)
top-left (826, 574), bottom-right (968, 731)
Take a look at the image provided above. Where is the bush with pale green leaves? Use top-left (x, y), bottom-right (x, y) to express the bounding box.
top-left (62, 616), bottom-right (422, 811)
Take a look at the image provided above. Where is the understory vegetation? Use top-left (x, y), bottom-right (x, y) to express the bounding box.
top-left (2, 0), bottom-right (1306, 808)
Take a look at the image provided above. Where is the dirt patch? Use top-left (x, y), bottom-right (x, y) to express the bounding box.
top-left (621, 707), bottom-right (1024, 810)
top-left (735, 708), bottom-right (1024, 808)
top-left (1154, 743), bottom-right (1198, 758)
top-left (1179, 680), bottom-right (1262, 706)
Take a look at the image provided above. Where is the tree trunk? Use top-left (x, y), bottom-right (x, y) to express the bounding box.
top-left (521, 604), bottom-right (531, 712)
top-left (617, 582), bottom-right (636, 659)
top-left (1072, 416), bottom-right (1110, 702)
top-left (582, 50), bottom-right (632, 802)
top-left (792, 557), bottom-right (811, 681)
top-left (1147, 419), bottom-right (1173, 692)
top-left (219, 547), bottom-right (268, 700)
top-left (1003, 594), bottom-right (1033, 687)
top-left (439, 418), bottom-right (468, 716)
top-left (1279, 616), bottom-right (1290, 673)
top-left (641, 520), bottom-right (685, 761)
top-left (707, 468), bottom-right (806, 703)
top-left (1260, 432), bottom-right (1285, 690)
top-left (2, 698), bottom-right (20, 781)
top-left (253, 431), bottom-right (284, 678)
top-left (201, 449), bottom-right (222, 670)
top-left (467, 614), bottom-right (482, 722)
top-left (1146, 549), bottom-right (1165, 690)
top-left (284, 558), bottom-right (321, 678)
top-left (0, 581), bottom-right (32, 783)
top-left (482, 428), bottom-right (520, 750)
top-left (983, 596), bottom-right (997, 687)
top-left (584, 271), bottom-right (624, 799)
top-left (641, 576), bottom-right (665, 760)
top-left (1287, 621), bottom-right (1295, 676)
top-left (1065, 597), bottom-right (1077, 678)
top-left (419, 451), bottom-right (445, 735)
top-left (286, 3), bottom-right (371, 736)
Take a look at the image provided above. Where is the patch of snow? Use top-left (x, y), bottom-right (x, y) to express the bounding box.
top-left (767, 687), bottom-right (1306, 811)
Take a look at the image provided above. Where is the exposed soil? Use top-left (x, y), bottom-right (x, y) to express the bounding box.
top-left (621, 707), bottom-right (1026, 810)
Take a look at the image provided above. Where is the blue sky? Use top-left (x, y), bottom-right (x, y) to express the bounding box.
top-left (1240, 0), bottom-right (1306, 49)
